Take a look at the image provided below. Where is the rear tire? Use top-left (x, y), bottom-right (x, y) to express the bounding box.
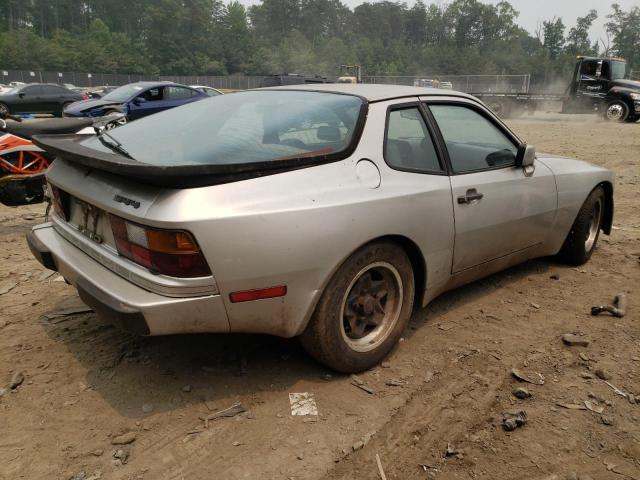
top-left (558, 186), bottom-right (605, 266)
top-left (301, 242), bottom-right (414, 373)
top-left (603, 100), bottom-right (629, 122)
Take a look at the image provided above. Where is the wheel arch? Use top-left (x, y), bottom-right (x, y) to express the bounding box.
top-left (300, 233), bottom-right (427, 336)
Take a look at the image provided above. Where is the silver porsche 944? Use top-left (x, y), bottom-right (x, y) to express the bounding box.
top-left (28, 84), bottom-right (613, 372)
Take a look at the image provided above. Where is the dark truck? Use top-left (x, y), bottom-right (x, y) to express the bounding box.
top-left (473, 57), bottom-right (640, 123)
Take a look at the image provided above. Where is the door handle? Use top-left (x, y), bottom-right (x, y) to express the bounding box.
top-left (457, 188), bottom-right (484, 204)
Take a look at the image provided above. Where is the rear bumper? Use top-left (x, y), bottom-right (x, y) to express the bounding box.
top-left (27, 224), bottom-right (231, 335)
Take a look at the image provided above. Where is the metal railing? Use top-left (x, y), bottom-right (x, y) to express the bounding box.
top-left (362, 74), bottom-right (531, 94)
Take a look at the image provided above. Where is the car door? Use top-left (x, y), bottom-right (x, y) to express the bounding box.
top-left (423, 99), bottom-right (557, 273)
top-left (40, 85), bottom-right (68, 113)
top-left (15, 85), bottom-right (44, 113)
top-left (127, 86), bottom-right (166, 120)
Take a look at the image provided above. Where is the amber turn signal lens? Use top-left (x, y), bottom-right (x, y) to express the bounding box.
top-left (146, 230), bottom-right (199, 254)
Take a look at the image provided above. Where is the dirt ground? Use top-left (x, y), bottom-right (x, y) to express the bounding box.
top-left (0, 114), bottom-right (638, 480)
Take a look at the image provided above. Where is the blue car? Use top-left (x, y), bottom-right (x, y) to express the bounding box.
top-left (63, 81), bottom-right (207, 121)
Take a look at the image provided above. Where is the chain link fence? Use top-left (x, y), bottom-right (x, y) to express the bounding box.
top-left (0, 69), bottom-right (157, 87)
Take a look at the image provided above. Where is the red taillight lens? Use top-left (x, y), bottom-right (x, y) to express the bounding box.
top-left (109, 214), bottom-right (211, 278)
top-left (80, 94), bottom-right (89, 100)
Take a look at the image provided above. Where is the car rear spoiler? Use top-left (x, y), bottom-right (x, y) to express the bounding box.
top-left (32, 134), bottom-right (340, 189)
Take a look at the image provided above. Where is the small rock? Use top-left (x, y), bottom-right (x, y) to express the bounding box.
top-left (385, 379), bottom-right (403, 387)
top-left (352, 440), bottom-right (364, 451)
top-left (601, 415), bottom-right (614, 426)
top-left (628, 394), bottom-right (636, 405)
top-left (562, 334), bottom-right (590, 347)
top-left (182, 385), bottom-right (192, 393)
top-left (595, 369), bottom-right (612, 381)
top-left (578, 352), bottom-right (589, 362)
top-left (530, 302), bottom-right (541, 309)
top-left (111, 432), bottom-right (136, 445)
top-left (580, 372), bottom-right (595, 379)
top-left (296, 453), bottom-right (304, 460)
top-left (350, 374), bottom-right (363, 386)
top-left (142, 403), bottom-right (154, 413)
top-left (0, 387), bottom-right (7, 397)
top-left (92, 449), bottom-right (104, 457)
top-left (566, 472), bottom-right (578, 480)
top-left (68, 472), bottom-right (86, 480)
top-left (232, 441), bottom-right (241, 447)
top-left (113, 448), bottom-right (129, 464)
top-left (424, 371), bottom-right (434, 383)
top-left (380, 361), bottom-right (391, 368)
top-left (0, 320), bottom-right (6, 329)
top-left (549, 273), bottom-right (560, 280)
top-left (512, 387), bottom-right (531, 399)
top-left (9, 371), bottom-right (24, 389)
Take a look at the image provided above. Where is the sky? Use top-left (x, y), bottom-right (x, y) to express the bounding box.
top-left (239, 0), bottom-right (639, 43)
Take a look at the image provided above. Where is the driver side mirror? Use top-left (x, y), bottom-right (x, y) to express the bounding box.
top-left (18, 92), bottom-right (25, 98)
top-left (132, 97), bottom-right (146, 106)
top-left (515, 144), bottom-right (536, 168)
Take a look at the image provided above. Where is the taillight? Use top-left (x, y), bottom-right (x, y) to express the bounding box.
top-left (48, 183), bottom-right (67, 220)
top-left (80, 94), bottom-right (89, 100)
top-left (108, 214), bottom-right (211, 278)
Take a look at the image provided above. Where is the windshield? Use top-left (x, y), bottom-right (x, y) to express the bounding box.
top-left (610, 60), bottom-right (626, 80)
top-left (102, 84), bottom-right (146, 102)
top-left (81, 90), bottom-right (364, 166)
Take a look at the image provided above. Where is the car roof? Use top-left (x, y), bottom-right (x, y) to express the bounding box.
top-left (259, 83), bottom-right (476, 102)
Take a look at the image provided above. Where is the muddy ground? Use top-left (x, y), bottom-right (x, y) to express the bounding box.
top-left (0, 114), bottom-right (638, 480)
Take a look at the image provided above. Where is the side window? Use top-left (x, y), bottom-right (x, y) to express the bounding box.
top-left (139, 87), bottom-right (163, 102)
top-left (41, 85), bottom-right (66, 95)
top-left (22, 85), bottom-right (43, 95)
top-left (429, 104), bottom-right (517, 173)
top-left (384, 107), bottom-right (441, 172)
top-left (165, 86), bottom-right (195, 100)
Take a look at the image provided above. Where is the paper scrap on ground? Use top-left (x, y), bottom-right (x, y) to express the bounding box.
top-left (289, 392), bottom-right (318, 416)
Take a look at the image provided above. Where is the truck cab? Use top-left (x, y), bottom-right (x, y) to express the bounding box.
top-left (564, 56), bottom-right (640, 122)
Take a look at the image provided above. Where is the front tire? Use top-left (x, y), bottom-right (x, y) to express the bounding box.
top-left (603, 100), bottom-right (629, 122)
top-left (558, 186), bottom-right (605, 265)
top-left (301, 242), bottom-right (414, 373)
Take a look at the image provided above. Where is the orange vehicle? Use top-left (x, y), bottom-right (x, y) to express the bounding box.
top-left (0, 113), bottom-right (125, 205)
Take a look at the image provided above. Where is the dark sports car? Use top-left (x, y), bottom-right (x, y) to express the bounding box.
top-left (0, 83), bottom-right (86, 117)
top-left (63, 81), bottom-right (207, 121)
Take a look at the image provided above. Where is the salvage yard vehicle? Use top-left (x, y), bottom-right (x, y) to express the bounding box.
top-left (27, 84), bottom-right (613, 373)
top-left (475, 56), bottom-right (640, 122)
top-left (62, 81), bottom-right (207, 121)
top-left (0, 83), bottom-right (87, 117)
top-left (0, 112), bottom-right (126, 206)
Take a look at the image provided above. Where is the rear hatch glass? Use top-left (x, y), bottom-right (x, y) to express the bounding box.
top-left (80, 90), bottom-right (364, 168)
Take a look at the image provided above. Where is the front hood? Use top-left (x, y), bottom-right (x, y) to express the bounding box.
top-left (611, 79), bottom-right (640, 91)
top-left (536, 154), bottom-right (610, 176)
top-left (64, 98), bottom-right (122, 113)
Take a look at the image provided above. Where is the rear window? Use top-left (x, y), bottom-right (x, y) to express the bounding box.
top-left (81, 90), bottom-right (364, 166)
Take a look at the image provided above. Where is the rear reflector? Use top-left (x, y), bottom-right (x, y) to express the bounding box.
top-left (229, 286), bottom-right (287, 303)
top-left (109, 214), bottom-right (211, 278)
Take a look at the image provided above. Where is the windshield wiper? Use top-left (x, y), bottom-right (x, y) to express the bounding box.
top-left (97, 131), bottom-right (135, 160)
